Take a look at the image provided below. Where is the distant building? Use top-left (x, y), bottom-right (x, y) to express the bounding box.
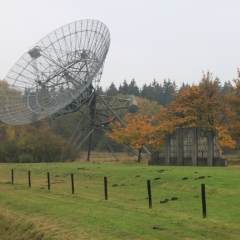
top-left (149, 127), bottom-right (227, 166)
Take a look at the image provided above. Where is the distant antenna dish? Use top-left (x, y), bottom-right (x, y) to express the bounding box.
top-left (0, 19), bottom-right (110, 125)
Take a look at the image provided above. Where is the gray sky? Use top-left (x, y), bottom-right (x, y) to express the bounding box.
top-left (0, 0), bottom-right (240, 90)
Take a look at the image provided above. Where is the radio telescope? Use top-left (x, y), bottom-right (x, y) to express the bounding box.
top-left (0, 19), bottom-right (149, 160)
top-left (0, 19), bottom-right (110, 125)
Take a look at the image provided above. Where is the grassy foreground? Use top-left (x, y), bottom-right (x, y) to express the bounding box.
top-left (0, 160), bottom-right (240, 240)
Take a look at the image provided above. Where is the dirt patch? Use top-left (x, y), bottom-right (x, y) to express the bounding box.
top-left (228, 160), bottom-right (240, 166)
top-left (77, 167), bottom-right (89, 170)
top-left (153, 226), bottom-right (164, 230)
top-left (195, 176), bottom-right (206, 180)
top-left (160, 199), bottom-right (169, 203)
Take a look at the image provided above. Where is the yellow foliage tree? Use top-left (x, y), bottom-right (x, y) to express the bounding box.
top-left (225, 69), bottom-right (240, 141)
top-left (106, 114), bottom-right (156, 162)
top-left (155, 72), bottom-right (236, 149)
top-left (135, 97), bottom-right (163, 117)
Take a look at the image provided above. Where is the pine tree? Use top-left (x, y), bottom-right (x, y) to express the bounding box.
top-left (121, 80), bottom-right (129, 95)
top-left (106, 82), bottom-right (118, 96)
top-left (128, 78), bottom-right (139, 96)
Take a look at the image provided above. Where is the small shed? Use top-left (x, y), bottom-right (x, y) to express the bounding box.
top-left (149, 127), bottom-right (227, 166)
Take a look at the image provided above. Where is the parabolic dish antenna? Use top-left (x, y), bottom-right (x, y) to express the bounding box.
top-left (0, 19), bottom-right (110, 125)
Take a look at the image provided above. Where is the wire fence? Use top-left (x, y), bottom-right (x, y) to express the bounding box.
top-left (2, 168), bottom-right (207, 218)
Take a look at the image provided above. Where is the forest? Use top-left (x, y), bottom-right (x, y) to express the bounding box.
top-left (0, 70), bottom-right (239, 163)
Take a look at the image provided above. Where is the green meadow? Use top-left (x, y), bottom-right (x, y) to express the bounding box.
top-left (0, 161), bottom-right (240, 239)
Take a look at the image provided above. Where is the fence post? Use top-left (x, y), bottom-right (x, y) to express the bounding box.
top-left (71, 174), bottom-right (74, 194)
top-left (104, 176), bottom-right (108, 200)
top-left (147, 180), bottom-right (152, 209)
top-left (11, 169), bottom-right (14, 184)
top-left (28, 171), bottom-right (31, 187)
top-left (201, 184), bottom-right (207, 218)
top-left (47, 172), bottom-right (50, 190)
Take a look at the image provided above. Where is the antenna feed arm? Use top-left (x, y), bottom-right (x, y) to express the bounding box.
top-left (128, 95), bottom-right (138, 113)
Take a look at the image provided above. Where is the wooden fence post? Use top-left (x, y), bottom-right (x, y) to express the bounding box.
top-left (47, 172), bottom-right (50, 190)
top-left (28, 171), bottom-right (31, 187)
top-left (104, 176), bottom-right (108, 200)
top-left (71, 174), bottom-right (74, 194)
top-left (11, 169), bottom-right (14, 185)
top-left (201, 184), bottom-right (207, 218)
top-left (147, 180), bottom-right (152, 208)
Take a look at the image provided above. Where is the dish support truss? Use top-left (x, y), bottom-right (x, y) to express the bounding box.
top-left (67, 89), bottom-right (151, 160)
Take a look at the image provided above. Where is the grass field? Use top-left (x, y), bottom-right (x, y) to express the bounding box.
top-left (0, 156), bottom-right (240, 239)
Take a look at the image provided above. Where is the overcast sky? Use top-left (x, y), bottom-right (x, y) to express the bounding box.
top-left (0, 0), bottom-right (240, 90)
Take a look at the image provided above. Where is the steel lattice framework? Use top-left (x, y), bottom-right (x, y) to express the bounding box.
top-left (0, 19), bottom-right (110, 125)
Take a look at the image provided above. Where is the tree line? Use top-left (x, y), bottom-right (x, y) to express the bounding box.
top-left (104, 77), bottom-right (233, 106)
top-left (0, 71), bottom-right (238, 163)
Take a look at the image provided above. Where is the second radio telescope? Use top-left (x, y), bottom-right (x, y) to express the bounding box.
top-left (0, 19), bottom-right (110, 125)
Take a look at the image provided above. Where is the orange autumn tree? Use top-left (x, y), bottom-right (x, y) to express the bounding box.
top-left (155, 72), bottom-right (236, 149)
top-left (225, 69), bottom-right (240, 140)
top-left (106, 113), bottom-right (156, 162)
